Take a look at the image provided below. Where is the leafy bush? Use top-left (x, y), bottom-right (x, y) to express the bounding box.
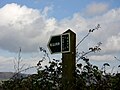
top-left (1, 57), bottom-right (120, 90)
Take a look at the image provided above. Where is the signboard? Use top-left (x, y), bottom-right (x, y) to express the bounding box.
top-left (47, 33), bottom-right (70, 54)
top-left (48, 35), bottom-right (61, 54)
top-left (62, 33), bottom-right (70, 53)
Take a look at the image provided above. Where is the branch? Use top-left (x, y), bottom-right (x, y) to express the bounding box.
top-left (76, 24), bottom-right (101, 48)
top-left (39, 47), bottom-right (51, 62)
top-left (114, 56), bottom-right (120, 61)
top-left (77, 51), bottom-right (92, 62)
top-left (76, 32), bottom-right (90, 48)
top-left (10, 65), bottom-right (38, 80)
top-left (77, 42), bottom-right (102, 62)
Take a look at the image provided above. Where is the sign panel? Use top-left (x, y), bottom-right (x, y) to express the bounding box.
top-left (47, 35), bottom-right (61, 54)
top-left (47, 33), bottom-right (70, 54)
top-left (62, 33), bottom-right (70, 53)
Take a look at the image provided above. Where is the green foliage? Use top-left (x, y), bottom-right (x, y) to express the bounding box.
top-left (1, 59), bottom-right (62, 90)
top-left (1, 57), bottom-right (120, 90)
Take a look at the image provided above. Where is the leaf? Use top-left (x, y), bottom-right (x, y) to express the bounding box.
top-left (118, 65), bottom-right (120, 67)
top-left (76, 69), bottom-right (80, 73)
top-left (93, 65), bottom-right (98, 70)
top-left (81, 72), bottom-right (87, 76)
top-left (103, 63), bottom-right (110, 67)
top-left (77, 63), bottom-right (82, 69)
top-left (39, 47), bottom-right (43, 51)
top-left (83, 58), bottom-right (89, 62)
top-left (89, 29), bottom-right (92, 32)
top-left (84, 65), bottom-right (90, 70)
top-left (89, 47), bottom-right (94, 51)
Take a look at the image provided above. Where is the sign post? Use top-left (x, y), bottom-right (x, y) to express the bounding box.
top-left (62, 29), bottom-right (76, 90)
top-left (47, 29), bottom-right (76, 90)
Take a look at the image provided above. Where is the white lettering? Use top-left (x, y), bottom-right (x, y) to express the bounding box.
top-left (50, 42), bottom-right (60, 47)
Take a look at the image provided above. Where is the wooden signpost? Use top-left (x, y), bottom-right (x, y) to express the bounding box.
top-left (62, 29), bottom-right (76, 90)
top-left (48, 29), bottom-right (76, 90)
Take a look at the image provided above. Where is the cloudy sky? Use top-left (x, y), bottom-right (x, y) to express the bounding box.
top-left (0, 0), bottom-right (120, 74)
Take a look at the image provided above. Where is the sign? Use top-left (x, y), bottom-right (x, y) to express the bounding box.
top-left (47, 33), bottom-right (70, 54)
top-left (62, 33), bottom-right (70, 53)
top-left (48, 35), bottom-right (61, 54)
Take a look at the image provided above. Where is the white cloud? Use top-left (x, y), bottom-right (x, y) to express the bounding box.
top-left (102, 33), bottom-right (120, 53)
top-left (0, 56), bottom-right (14, 72)
top-left (89, 55), bottom-right (114, 61)
top-left (0, 3), bottom-right (40, 27)
top-left (0, 3), bottom-right (88, 53)
top-left (42, 6), bottom-right (53, 16)
top-left (0, 3), bottom-right (120, 59)
top-left (0, 55), bottom-right (49, 74)
top-left (85, 2), bottom-right (109, 16)
top-left (58, 13), bottom-right (88, 32)
top-left (87, 8), bottom-right (120, 55)
top-left (0, 3), bottom-right (56, 53)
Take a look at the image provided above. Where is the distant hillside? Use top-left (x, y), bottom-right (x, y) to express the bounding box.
top-left (0, 72), bottom-right (14, 80)
top-left (0, 72), bottom-right (29, 80)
